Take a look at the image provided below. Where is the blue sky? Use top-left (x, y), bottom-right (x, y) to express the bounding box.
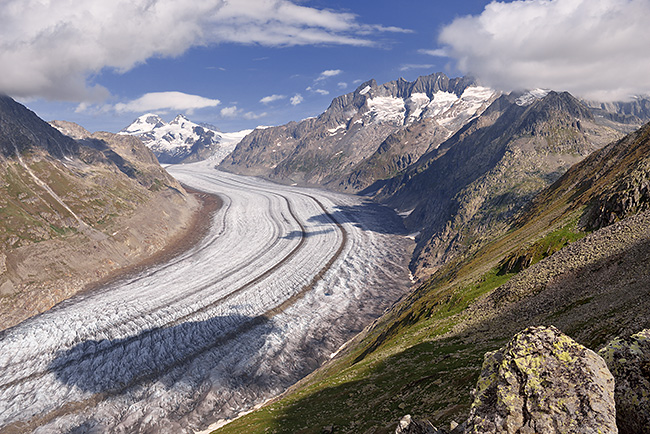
top-left (3, 0), bottom-right (650, 133)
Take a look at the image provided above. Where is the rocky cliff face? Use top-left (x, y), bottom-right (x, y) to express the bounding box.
top-left (220, 73), bottom-right (498, 191)
top-left (0, 97), bottom-right (199, 330)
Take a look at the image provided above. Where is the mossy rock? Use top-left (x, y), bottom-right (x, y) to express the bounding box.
top-left (466, 326), bottom-right (616, 434)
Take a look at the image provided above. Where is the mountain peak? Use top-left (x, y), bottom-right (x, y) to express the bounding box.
top-left (119, 113), bottom-right (247, 164)
top-left (515, 88), bottom-right (551, 106)
top-left (120, 113), bottom-right (165, 135)
top-left (171, 114), bottom-right (192, 125)
top-left (0, 95), bottom-right (79, 158)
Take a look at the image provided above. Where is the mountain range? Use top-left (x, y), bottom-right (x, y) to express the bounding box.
top-left (4, 67), bottom-right (650, 433)
top-left (219, 72), bottom-right (650, 281)
top-left (120, 113), bottom-right (251, 164)
top-left (220, 73), bottom-right (498, 191)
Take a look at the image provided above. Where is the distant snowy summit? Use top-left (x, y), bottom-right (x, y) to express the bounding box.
top-left (120, 114), bottom-right (251, 164)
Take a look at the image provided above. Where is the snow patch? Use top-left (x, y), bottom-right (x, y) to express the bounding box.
top-left (406, 92), bottom-right (431, 120)
top-left (405, 232), bottom-right (420, 240)
top-left (423, 91), bottom-right (459, 118)
top-left (516, 88), bottom-right (551, 106)
top-left (367, 96), bottom-right (406, 124)
top-left (359, 85), bottom-right (371, 95)
top-left (327, 124), bottom-right (346, 135)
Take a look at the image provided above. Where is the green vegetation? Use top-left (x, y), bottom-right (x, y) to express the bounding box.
top-left (498, 221), bottom-right (585, 274)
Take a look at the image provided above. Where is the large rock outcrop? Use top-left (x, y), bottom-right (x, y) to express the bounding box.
top-left (464, 326), bottom-right (616, 434)
top-left (599, 329), bottom-right (650, 434)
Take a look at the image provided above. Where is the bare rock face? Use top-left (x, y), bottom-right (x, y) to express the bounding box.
top-left (599, 329), bottom-right (650, 434)
top-left (465, 326), bottom-right (617, 434)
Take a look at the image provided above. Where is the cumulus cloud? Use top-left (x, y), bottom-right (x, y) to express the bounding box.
top-left (220, 105), bottom-right (266, 120)
top-left (290, 94), bottom-right (304, 105)
top-left (315, 69), bottom-right (343, 82)
top-left (260, 94), bottom-right (286, 104)
top-left (114, 92), bottom-right (220, 114)
top-left (306, 87), bottom-right (330, 96)
top-left (0, 0), bottom-right (408, 102)
top-left (438, 0), bottom-right (650, 101)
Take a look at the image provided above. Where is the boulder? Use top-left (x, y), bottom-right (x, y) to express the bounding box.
top-left (599, 329), bottom-right (650, 434)
top-left (395, 414), bottom-right (438, 434)
top-left (464, 326), bottom-right (616, 434)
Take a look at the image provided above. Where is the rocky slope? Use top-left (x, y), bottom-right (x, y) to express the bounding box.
top-left (220, 73), bottom-right (498, 191)
top-left (213, 120), bottom-right (650, 433)
top-left (0, 97), bottom-right (200, 330)
top-left (120, 113), bottom-right (250, 164)
top-left (375, 91), bottom-right (640, 281)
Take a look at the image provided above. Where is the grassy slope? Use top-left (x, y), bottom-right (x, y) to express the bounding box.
top-left (214, 125), bottom-right (650, 433)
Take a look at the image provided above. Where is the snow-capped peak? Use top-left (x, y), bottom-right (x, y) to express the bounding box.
top-left (119, 113), bottom-right (165, 135)
top-left (170, 114), bottom-right (192, 126)
top-left (516, 88), bottom-right (551, 106)
top-left (119, 114), bottom-right (250, 164)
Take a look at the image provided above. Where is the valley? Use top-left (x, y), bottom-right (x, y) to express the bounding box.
top-left (0, 163), bottom-right (411, 433)
top-left (3, 1), bottom-right (650, 433)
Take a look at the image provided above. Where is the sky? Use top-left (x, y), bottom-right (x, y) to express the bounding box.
top-left (2, 0), bottom-right (650, 133)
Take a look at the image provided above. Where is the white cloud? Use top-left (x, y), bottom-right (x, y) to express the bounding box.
top-left (290, 94), bottom-right (304, 105)
top-left (220, 106), bottom-right (242, 118)
top-left (244, 111), bottom-right (268, 120)
top-left (418, 48), bottom-right (448, 57)
top-left (399, 64), bottom-right (434, 72)
top-left (315, 69), bottom-right (343, 82)
top-left (220, 105), bottom-right (266, 119)
top-left (260, 94), bottom-right (286, 104)
top-left (306, 87), bottom-right (330, 96)
top-left (438, 0), bottom-right (650, 101)
top-left (0, 0), bottom-right (408, 102)
top-left (337, 82), bottom-right (348, 90)
top-left (114, 92), bottom-right (220, 114)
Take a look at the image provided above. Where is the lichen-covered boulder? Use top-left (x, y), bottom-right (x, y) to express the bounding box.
top-left (599, 329), bottom-right (650, 434)
top-left (465, 326), bottom-right (616, 434)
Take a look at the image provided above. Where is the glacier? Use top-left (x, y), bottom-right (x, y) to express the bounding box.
top-left (0, 162), bottom-right (411, 433)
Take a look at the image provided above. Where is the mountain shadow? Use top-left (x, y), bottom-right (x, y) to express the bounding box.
top-left (307, 200), bottom-right (408, 236)
top-left (50, 313), bottom-right (275, 394)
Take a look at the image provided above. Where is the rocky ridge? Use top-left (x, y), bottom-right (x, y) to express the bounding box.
top-left (0, 97), bottom-right (200, 330)
top-left (376, 91), bottom-right (628, 281)
top-left (220, 73), bottom-right (498, 191)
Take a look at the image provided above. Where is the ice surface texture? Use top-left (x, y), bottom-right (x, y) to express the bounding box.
top-left (0, 162), bottom-right (411, 433)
